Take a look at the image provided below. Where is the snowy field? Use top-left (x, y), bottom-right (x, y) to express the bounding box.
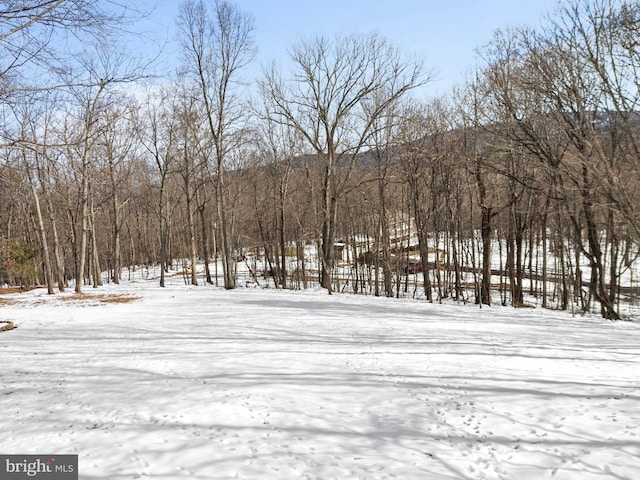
top-left (0, 273), bottom-right (639, 480)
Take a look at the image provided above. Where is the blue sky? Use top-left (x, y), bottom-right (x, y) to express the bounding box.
top-left (133, 0), bottom-right (560, 96)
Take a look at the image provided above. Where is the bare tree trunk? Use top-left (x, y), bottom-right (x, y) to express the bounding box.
top-left (216, 168), bottom-right (235, 289)
top-left (608, 210), bottom-right (620, 314)
top-left (320, 160), bottom-right (336, 292)
top-left (581, 163), bottom-right (618, 319)
top-left (479, 203), bottom-right (493, 306)
top-left (90, 202), bottom-right (102, 288)
top-left (159, 197), bottom-right (167, 288)
top-left (378, 182), bottom-right (393, 298)
top-left (34, 155), bottom-right (66, 292)
top-left (48, 198), bottom-right (66, 292)
top-left (297, 239), bottom-right (307, 289)
top-left (26, 162), bottom-right (54, 294)
top-left (109, 163), bottom-right (122, 284)
top-left (414, 207), bottom-right (433, 302)
top-left (198, 204), bottom-right (213, 284)
top-left (76, 153), bottom-right (89, 294)
top-left (278, 180), bottom-right (288, 289)
top-left (187, 187), bottom-right (198, 287)
top-left (541, 211), bottom-right (548, 308)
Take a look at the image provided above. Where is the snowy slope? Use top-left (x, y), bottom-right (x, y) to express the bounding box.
top-left (0, 274), bottom-right (638, 480)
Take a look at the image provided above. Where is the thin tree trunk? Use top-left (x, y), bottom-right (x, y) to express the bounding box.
top-left (479, 204), bottom-right (493, 306)
top-left (278, 186), bottom-right (288, 289)
top-left (27, 167), bottom-right (54, 294)
top-left (187, 197), bottom-right (198, 287)
top-left (581, 163), bottom-right (618, 319)
top-left (199, 204), bottom-right (213, 284)
top-left (216, 167), bottom-right (235, 289)
top-left (320, 157), bottom-right (336, 292)
top-left (76, 156), bottom-right (89, 294)
top-left (541, 212), bottom-right (548, 308)
top-left (159, 183), bottom-right (167, 288)
top-left (90, 202), bottom-right (102, 288)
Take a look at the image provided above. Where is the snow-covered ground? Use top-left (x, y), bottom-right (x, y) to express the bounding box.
top-left (0, 273), bottom-right (639, 480)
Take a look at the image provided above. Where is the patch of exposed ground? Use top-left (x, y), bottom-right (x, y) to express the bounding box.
top-left (59, 294), bottom-right (140, 304)
top-left (0, 320), bottom-right (15, 331)
top-left (0, 286), bottom-right (41, 295)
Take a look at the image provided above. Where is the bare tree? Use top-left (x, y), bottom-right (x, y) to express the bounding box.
top-left (396, 100), bottom-right (454, 302)
top-left (453, 77), bottom-right (499, 306)
top-left (0, 2), bottom-right (146, 292)
top-left (472, 2), bottom-right (640, 318)
top-left (97, 97), bottom-right (139, 284)
top-left (0, 1), bottom-right (133, 102)
top-left (366, 99), bottom-right (403, 298)
top-left (178, 0), bottom-right (256, 290)
top-left (261, 33), bottom-right (427, 292)
top-left (64, 47), bottom-right (142, 293)
top-left (140, 88), bottom-right (179, 287)
top-left (174, 87), bottom-right (203, 286)
top-left (555, 0), bottom-right (640, 241)
top-left (7, 100), bottom-right (59, 293)
top-left (252, 98), bottom-right (305, 289)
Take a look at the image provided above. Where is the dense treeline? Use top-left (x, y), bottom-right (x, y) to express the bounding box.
top-left (0, 0), bottom-right (639, 320)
